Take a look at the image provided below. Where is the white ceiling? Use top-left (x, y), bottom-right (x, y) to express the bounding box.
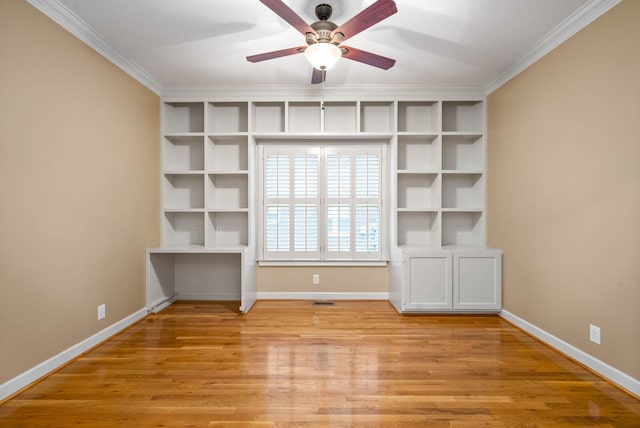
top-left (42, 0), bottom-right (615, 94)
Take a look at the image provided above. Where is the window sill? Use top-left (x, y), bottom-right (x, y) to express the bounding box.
top-left (258, 260), bottom-right (388, 267)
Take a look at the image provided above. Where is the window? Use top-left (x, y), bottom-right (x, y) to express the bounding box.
top-left (260, 144), bottom-right (386, 262)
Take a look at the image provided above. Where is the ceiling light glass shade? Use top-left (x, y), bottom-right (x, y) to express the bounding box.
top-left (304, 43), bottom-right (342, 70)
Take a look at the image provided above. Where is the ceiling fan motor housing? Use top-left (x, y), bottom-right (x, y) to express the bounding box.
top-left (307, 4), bottom-right (342, 45)
top-left (309, 20), bottom-right (337, 43)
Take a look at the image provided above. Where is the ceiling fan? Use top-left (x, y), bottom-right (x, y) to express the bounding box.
top-left (247, 0), bottom-right (397, 84)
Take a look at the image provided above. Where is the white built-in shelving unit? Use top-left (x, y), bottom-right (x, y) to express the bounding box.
top-left (389, 100), bottom-right (501, 313)
top-left (148, 97), bottom-right (500, 314)
top-left (394, 100), bottom-right (488, 250)
top-left (148, 101), bottom-right (256, 313)
top-left (160, 102), bottom-right (250, 249)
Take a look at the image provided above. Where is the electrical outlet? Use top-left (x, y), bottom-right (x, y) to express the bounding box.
top-left (312, 274), bottom-right (320, 285)
top-left (589, 324), bottom-right (600, 344)
top-left (98, 304), bottom-right (106, 320)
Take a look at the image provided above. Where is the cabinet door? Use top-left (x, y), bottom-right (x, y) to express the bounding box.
top-left (453, 251), bottom-right (502, 310)
top-left (403, 252), bottom-right (452, 310)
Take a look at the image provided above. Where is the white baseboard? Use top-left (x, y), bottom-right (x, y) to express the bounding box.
top-left (176, 294), bottom-right (241, 301)
top-left (257, 292), bottom-right (389, 300)
top-left (500, 309), bottom-right (639, 397)
top-left (0, 308), bottom-right (147, 402)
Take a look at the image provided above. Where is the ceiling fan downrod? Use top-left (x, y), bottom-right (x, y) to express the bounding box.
top-left (315, 3), bottom-right (332, 21)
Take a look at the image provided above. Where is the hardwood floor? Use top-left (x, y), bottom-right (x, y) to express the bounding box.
top-left (1, 301), bottom-right (639, 427)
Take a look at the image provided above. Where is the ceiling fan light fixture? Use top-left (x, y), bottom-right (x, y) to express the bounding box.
top-left (304, 42), bottom-right (342, 70)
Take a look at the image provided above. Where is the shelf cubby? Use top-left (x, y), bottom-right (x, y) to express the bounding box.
top-left (162, 211), bottom-right (204, 247)
top-left (163, 102), bottom-right (204, 133)
top-left (442, 101), bottom-right (483, 133)
top-left (163, 136), bottom-right (204, 171)
top-left (253, 102), bottom-right (285, 133)
top-left (397, 135), bottom-right (440, 171)
top-left (288, 102), bottom-right (321, 132)
top-left (442, 211), bottom-right (483, 247)
top-left (206, 212), bottom-right (248, 247)
top-left (442, 173), bottom-right (483, 209)
top-left (323, 102), bottom-right (357, 132)
top-left (206, 174), bottom-right (248, 210)
top-left (397, 173), bottom-right (440, 210)
top-left (163, 174), bottom-right (204, 210)
top-left (206, 136), bottom-right (248, 171)
top-left (442, 135), bottom-right (484, 171)
top-left (397, 211), bottom-right (440, 248)
top-left (207, 102), bottom-right (248, 133)
top-left (397, 101), bottom-right (439, 133)
top-left (360, 102), bottom-right (393, 132)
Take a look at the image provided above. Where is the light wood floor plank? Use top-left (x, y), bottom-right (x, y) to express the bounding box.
top-left (1, 300), bottom-right (639, 427)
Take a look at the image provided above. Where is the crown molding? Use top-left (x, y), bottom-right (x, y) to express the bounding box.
top-left (26, 0), bottom-right (162, 95)
top-left (161, 83), bottom-right (487, 101)
top-left (485, 0), bottom-right (622, 95)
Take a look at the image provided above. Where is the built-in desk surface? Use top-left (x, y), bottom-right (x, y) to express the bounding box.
top-left (146, 246), bottom-right (256, 313)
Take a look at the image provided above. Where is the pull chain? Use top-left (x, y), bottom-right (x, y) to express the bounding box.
top-left (321, 71), bottom-right (326, 111)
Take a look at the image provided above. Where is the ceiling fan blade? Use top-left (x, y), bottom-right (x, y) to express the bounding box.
top-left (247, 46), bottom-right (306, 63)
top-left (260, 0), bottom-right (315, 36)
top-left (341, 46), bottom-right (396, 70)
top-left (311, 68), bottom-right (326, 84)
top-left (333, 0), bottom-right (397, 42)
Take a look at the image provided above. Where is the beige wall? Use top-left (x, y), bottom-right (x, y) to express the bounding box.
top-left (258, 266), bottom-right (388, 294)
top-left (487, 1), bottom-right (640, 380)
top-left (0, 0), bottom-right (160, 384)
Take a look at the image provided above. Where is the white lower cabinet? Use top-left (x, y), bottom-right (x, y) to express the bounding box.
top-left (398, 248), bottom-right (501, 313)
top-left (403, 251), bottom-right (452, 311)
top-left (453, 250), bottom-right (502, 311)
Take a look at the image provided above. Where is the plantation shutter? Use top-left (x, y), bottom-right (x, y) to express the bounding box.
top-left (325, 147), bottom-right (382, 260)
top-left (261, 144), bottom-right (383, 261)
top-left (263, 147), bottom-right (320, 259)
top-left (355, 153), bottom-right (381, 254)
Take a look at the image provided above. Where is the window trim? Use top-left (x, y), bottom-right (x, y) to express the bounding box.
top-left (257, 141), bottom-right (388, 264)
